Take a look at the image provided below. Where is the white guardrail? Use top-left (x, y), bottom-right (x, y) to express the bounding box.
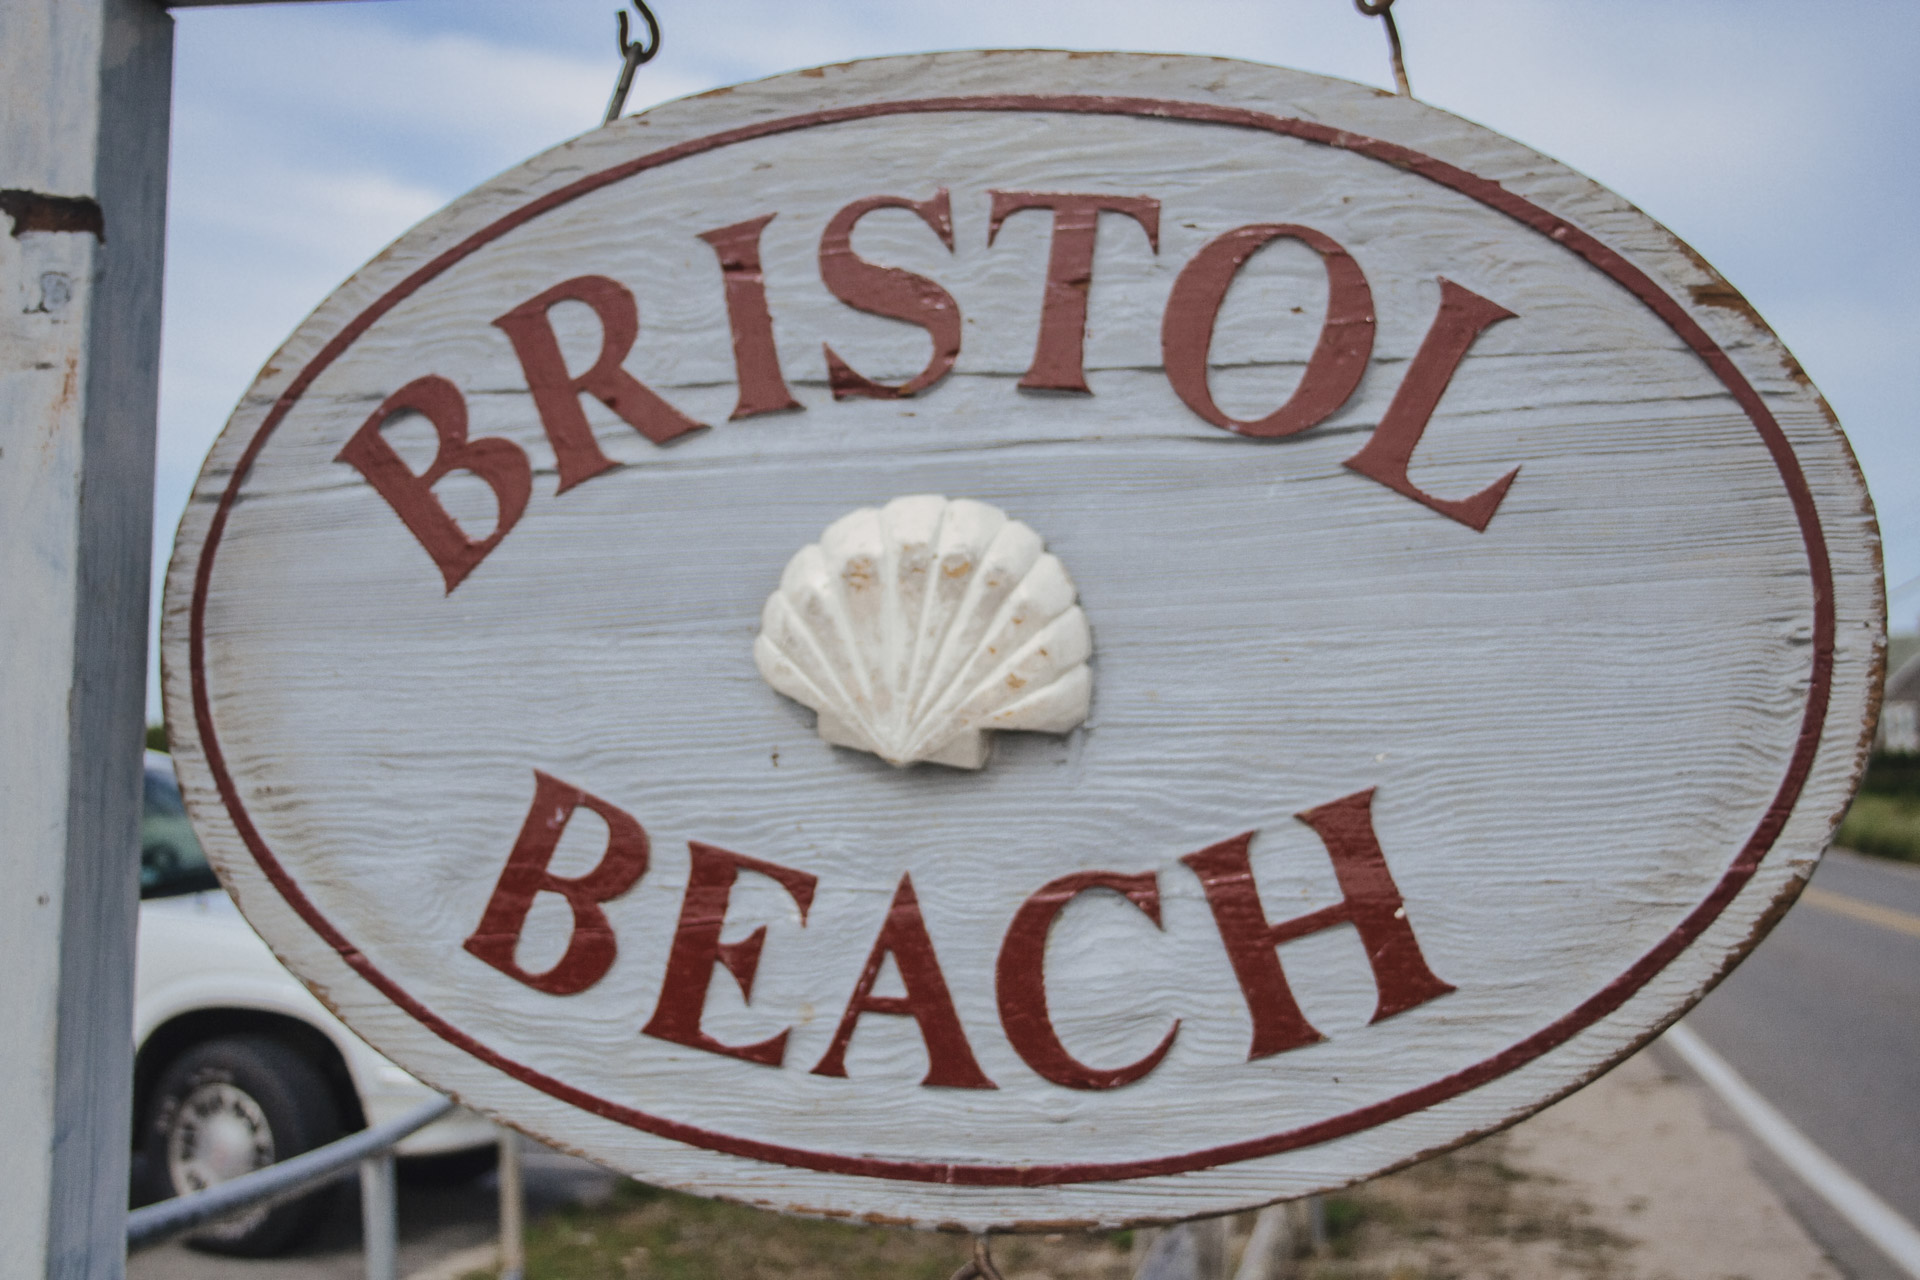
top-left (125, 1097), bottom-right (527, 1280)
top-left (1665, 1024), bottom-right (1920, 1280)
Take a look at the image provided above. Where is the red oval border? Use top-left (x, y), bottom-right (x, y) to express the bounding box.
top-left (188, 93), bottom-right (1836, 1187)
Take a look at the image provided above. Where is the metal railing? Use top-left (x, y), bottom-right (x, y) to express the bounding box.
top-left (126, 1097), bottom-right (526, 1280)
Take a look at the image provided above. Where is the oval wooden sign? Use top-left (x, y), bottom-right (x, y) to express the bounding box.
top-left (162, 52), bottom-right (1883, 1228)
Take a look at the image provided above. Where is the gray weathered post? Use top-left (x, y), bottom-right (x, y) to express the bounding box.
top-left (359, 1152), bottom-right (399, 1280)
top-left (1, 1), bottom-right (173, 1274)
top-left (499, 1128), bottom-right (527, 1280)
top-left (1, 2), bottom-right (353, 1275)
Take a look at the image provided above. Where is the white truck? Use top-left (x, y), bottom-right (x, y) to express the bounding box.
top-left (134, 751), bottom-right (497, 1254)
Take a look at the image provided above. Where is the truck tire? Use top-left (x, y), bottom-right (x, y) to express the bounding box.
top-left (136, 1034), bottom-right (346, 1256)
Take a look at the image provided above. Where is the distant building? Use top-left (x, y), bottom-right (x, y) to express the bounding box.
top-left (1880, 653), bottom-right (1920, 754)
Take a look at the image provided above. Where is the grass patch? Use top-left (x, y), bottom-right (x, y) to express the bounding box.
top-left (1827, 756), bottom-right (1920, 867)
top-left (486, 1182), bottom-right (1134, 1280)
top-left (1289, 1139), bottom-right (1627, 1280)
top-left (486, 1142), bottom-right (1627, 1280)
top-left (1837, 792), bottom-right (1920, 863)
top-left (484, 1132), bottom-right (1626, 1280)
top-left (1837, 752), bottom-right (1920, 864)
top-left (1323, 1195), bottom-right (1369, 1258)
top-left (473, 1143), bottom-right (1633, 1280)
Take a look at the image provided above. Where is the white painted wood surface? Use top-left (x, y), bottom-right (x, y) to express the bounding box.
top-left (160, 52), bottom-right (1884, 1229)
top-left (1, 0), bottom-right (173, 1274)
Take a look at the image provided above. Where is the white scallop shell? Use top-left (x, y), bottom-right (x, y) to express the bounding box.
top-left (754, 495), bottom-right (1093, 769)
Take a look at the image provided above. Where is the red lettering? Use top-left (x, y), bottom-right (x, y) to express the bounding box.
top-left (641, 842), bottom-right (818, 1067)
top-left (463, 771), bottom-right (650, 996)
top-left (335, 375), bottom-right (531, 594)
top-left (1343, 277), bottom-right (1519, 531)
top-left (818, 191), bottom-right (961, 400)
top-left (1181, 789), bottom-right (1454, 1060)
top-left (812, 875), bottom-right (995, 1089)
top-left (698, 214), bottom-right (803, 420)
top-left (492, 274), bottom-right (705, 492)
top-left (987, 191), bottom-right (1160, 393)
top-left (1161, 223), bottom-right (1376, 438)
top-left (995, 871), bottom-right (1179, 1090)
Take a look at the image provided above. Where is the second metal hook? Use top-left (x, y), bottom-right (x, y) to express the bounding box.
top-left (1353, 0), bottom-right (1413, 98)
top-left (948, 1234), bottom-right (1006, 1280)
top-left (604, 0), bottom-right (662, 125)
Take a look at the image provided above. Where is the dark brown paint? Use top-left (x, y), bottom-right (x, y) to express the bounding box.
top-left (1162, 223), bottom-right (1375, 438)
top-left (643, 842), bottom-right (818, 1066)
top-left (463, 771), bottom-right (651, 996)
top-left (996, 870), bottom-right (1179, 1089)
top-left (334, 375), bottom-right (531, 593)
top-left (812, 875), bottom-right (997, 1089)
top-left (492, 273), bottom-right (705, 492)
top-left (987, 191), bottom-right (1160, 393)
top-left (0, 189), bottom-right (104, 240)
top-left (698, 214), bottom-right (804, 419)
top-left (818, 191), bottom-right (962, 400)
top-left (1182, 791), bottom-right (1455, 1061)
top-left (1343, 278), bottom-right (1519, 531)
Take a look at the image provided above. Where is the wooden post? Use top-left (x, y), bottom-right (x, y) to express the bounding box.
top-left (359, 1152), bottom-right (399, 1280)
top-left (499, 1127), bottom-right (527, 1280)
top-left (2, 1), bottom-right (351, 1274)
top-left (0, 1), bottom-right (173, 1275)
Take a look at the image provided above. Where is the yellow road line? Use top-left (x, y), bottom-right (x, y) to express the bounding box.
top-left (1802, 885), bottom-right (1920, 940)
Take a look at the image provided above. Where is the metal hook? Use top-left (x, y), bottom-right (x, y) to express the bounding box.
top-left (947, 1234), bottom-right (1006, 1280)
top-left (604, 0), bottom-right (662, 125)
top-left (1353, 0), bottom-right (1413, 98)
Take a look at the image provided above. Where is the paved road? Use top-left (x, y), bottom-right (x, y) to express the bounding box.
top-left (1684, 848), bottom-right (1920, 1280)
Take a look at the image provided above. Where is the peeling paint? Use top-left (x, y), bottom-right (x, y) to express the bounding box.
top-left (0, 189), bottom-right (104, 241)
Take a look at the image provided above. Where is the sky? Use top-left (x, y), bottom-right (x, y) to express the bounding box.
top-left (150, 0), bottom-right (1920, 718)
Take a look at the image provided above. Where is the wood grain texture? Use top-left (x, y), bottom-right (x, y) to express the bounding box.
top-left (160, 52), bottom-right (1883, 1230)
top-left (1, 0), bottom-right (172, 1273)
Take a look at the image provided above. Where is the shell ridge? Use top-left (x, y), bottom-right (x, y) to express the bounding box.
top-left (906, 501), bottom-right (1001, 723)
top-left (793, 566), bottom-right (876, 719)
top-left (899, 500), bottom-right (949, 729)
top-left (876, 505), bottom-right (910, 751)
top-left (906, 515), bottom-right (1036, 738)
top-left (904, 528), bottom-right (1050, 748)
top-left (903, 502), bottom-right (1003, 730)
top-left (923, 553), bottom-right (1073, 716)
top-left (824, 510), bottom-right (892, 733)
top-left (886, 501), bottom-right (947, 754)
top-left (986, 662), bottom-right (1094, 733)
top-left (881, 496), bottom-right (948, 756)
top-left (761, 595), bottom-right (863, 726)
top-left (903, 606), bottom-right (1091, 759)
top-left (754, 635), bottom-right (840, 724)
top-left (786, 549), bottom-right (890, 750)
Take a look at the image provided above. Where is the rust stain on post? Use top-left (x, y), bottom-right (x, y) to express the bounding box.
top-left (0, 189), bottom-right (105, 241)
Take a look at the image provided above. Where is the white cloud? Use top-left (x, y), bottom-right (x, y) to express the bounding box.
top-left (174, 164), bottom-right (447, 273)
top-left (145, 1), bottom-right (1920, 715)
